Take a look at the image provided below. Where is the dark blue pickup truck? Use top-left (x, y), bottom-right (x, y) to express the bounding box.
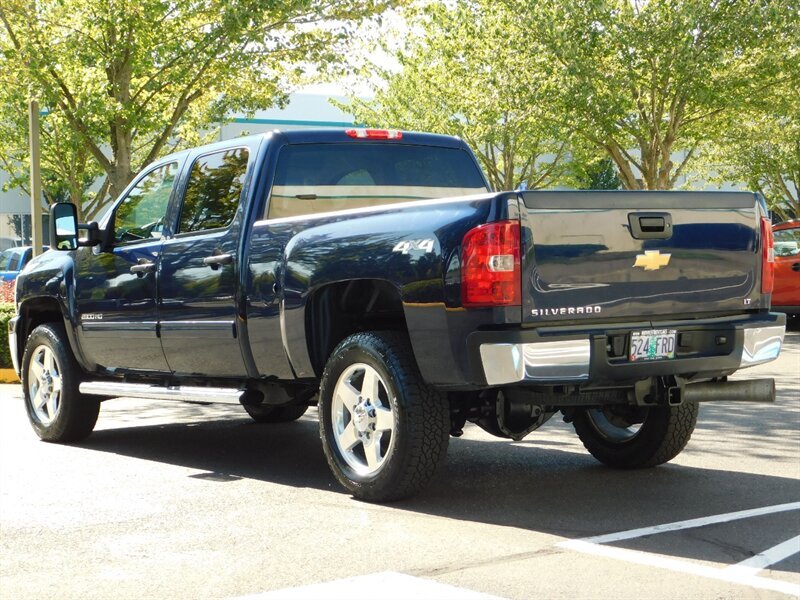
top-left (8, 129), bottom-right (786, 501)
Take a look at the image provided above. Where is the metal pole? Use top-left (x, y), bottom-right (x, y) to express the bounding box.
top-left (28, 99), bottom-right (43, 257)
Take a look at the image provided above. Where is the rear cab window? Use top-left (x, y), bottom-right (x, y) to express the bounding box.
top-left (267, 143), bottom-right (488, 219)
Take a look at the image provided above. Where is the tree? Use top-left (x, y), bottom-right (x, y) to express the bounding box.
top-left (0, 0), bottom-right (391, 217)
top-left (510, 0), bottom-right (799, 190)
top-left (578, 157), bottom-right (622, 190)
top-left (0, 99), bottom-right (101, 215)
top-left (342, 1), bottom-right (579, 191)
top-left (706, 80), bottom-right (799, 220)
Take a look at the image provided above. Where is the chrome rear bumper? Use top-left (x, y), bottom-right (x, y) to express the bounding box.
top-left (477, 316), bottom-right (786, 386)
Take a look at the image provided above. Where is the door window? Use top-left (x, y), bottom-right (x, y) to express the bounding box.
top-left (774, 227), bottom-right (800, 257)
top-left (178, 148), bottom-right (249, 234)
top-left (115, 162), bottom-right (179, 243)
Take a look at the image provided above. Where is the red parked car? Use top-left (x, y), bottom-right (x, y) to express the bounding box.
top-left (772, 220), bottom-right (800, 317)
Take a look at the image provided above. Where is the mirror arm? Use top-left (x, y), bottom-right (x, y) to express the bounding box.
top-left (77, 222), bottom-right (102, 247)
top-left (78, 221), bottom-right (102, 246)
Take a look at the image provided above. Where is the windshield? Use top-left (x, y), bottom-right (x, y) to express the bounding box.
top-left (268, 143), bottom-right (488, 219)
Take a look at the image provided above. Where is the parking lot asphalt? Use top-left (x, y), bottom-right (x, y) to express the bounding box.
top-left (1, 329), bottom-right (798, 599)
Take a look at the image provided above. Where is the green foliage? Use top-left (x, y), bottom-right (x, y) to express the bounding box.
top-left (0, 302), bottom-right (15, 368)
top-left (341, 1), bottom-right (580, 191)
top-left (0, 0), bottom-right (393, 218)
top-left (703, 80), bottom-right (799, 220)
top-left (578, 158), bottom-right (622, 190)
top-left (512, 0), bottom-right (799, 190)
top-left (346, 0), bottom-right (798, 193)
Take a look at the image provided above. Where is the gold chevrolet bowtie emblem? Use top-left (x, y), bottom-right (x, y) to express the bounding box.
top-left (634, 250), bottom-right (671, 271)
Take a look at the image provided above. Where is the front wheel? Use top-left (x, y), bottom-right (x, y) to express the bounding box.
top-left (572, 402), bottom-right (698, 469)
top-left (22, 323), bottom-right (100, 442)
top-left (319, 331), bottom-right (450, 502)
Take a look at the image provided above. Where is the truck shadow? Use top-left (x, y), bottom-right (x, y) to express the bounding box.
top-left (78, 404), bottom-right (800, 575)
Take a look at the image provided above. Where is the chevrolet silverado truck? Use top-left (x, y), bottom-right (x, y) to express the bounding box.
top-left (8, 128), bottom-right (786, 501)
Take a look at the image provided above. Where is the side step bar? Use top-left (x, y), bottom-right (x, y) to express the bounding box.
top-left (79, 381), bottom-right (244, 405)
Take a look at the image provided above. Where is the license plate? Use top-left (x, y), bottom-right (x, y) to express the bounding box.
top-left (629, 329), bottom-right (676, 362)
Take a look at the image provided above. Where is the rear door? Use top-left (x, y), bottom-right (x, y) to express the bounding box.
top-left (520, 191), bottom-right (764, 324)
top-left (158, 145), bottom-right (254, 377)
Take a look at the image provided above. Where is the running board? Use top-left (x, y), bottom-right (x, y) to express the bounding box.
top-left (79, 381), bottom-right (244, 405)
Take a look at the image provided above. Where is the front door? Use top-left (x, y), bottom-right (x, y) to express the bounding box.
top-left (158, 147), bottom-right (251, 377)
top-left (75, 161), bottom-right (180, 373)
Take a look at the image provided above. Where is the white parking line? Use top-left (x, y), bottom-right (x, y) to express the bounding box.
top-left (581, 501), bottom-right (800, 544)
top-left (724, 535), bottom-right (800, 578)
top-left (558, 502), bottom-right (800, 597)
top-left (562, 539), bottom-right (800, 596)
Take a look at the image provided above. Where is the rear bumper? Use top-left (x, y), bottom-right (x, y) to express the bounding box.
top-left (469, 312), bottom-right (786, 387)
top-left (7, 315), bottom-right (20, 376)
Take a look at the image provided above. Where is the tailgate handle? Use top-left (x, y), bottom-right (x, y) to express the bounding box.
top-left (628, 212), bottom-right (673, 239)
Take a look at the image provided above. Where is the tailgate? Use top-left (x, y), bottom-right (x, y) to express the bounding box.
top-left (520, 191), bottom-right (763, 324)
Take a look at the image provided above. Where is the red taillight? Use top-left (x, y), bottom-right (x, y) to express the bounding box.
top-left (345, 128), bottom-right (403, 140)
top-left (461, 220), bottom-right (521, 307)
top-left (761, 217), bottom-right (775, 294)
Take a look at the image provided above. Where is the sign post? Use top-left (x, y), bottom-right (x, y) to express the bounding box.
top-left (29, 99), bottom-right (44, 257)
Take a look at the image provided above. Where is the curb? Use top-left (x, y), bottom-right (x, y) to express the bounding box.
top-left (0, 368), bottom-right (19, 383)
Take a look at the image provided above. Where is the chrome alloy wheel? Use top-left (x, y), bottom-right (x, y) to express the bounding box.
top-left (331, 363), bottom-right (395, 476)
top-left (586, 407), bottom-right (644, 443)
top-left (27, 344), bottom-right (63, 426)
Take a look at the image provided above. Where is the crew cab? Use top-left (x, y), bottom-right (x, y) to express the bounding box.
top-left (9, 129), bottom-right (786, 501)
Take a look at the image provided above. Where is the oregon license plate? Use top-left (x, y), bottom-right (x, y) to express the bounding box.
top-left (629, 329), bottom-right (677, 362)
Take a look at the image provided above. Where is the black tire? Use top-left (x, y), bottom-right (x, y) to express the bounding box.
top-left (572, 402), bottom-right (698, 469)
top-left (21, 323), bottom-right (100, 442)
top-left (243, 403), bottom-right (308, 423)
top-left (319, 331), bottom-right (450, 502)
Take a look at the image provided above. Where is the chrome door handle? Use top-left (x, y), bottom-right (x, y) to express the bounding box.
top-left (130, 259), bottom-right (156, 276)
top-left (203, 252), bottom-right (233, 270)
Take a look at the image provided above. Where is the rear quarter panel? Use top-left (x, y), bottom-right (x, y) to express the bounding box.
top-left (245, 193), bottom-right (520, 385)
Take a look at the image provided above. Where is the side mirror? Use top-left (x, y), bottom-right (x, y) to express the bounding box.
top-left (50, 203), bottom-right (79, 251)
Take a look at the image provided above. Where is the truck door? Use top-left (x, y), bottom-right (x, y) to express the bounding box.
top-left (158, 147), bottom-right (251, 377)
top-left (74, 161), bottom-right (179, 373)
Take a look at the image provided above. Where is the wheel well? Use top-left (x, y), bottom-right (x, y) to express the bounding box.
top-left (306, 279), bottom-right (407, 377)
top-left (18, 298), bottom-right (66, 362)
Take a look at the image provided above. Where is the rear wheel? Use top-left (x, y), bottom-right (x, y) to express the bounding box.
top-left (319, 331), bottom-right (450, 502)
top-left (22, 323), bottom-right (100, 442)
top-left (572, 402), bottom-right (698, 469)
top-left (243, 403), bottom-right (308, 423)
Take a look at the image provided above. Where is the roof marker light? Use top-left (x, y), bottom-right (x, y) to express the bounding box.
top-left (345, 128), bottom-right (403, 140)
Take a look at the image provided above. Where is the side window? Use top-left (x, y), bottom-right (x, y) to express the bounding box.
top-left (178, 148), bottom-right (249, 234)
top-left (115, 162), bottom-right (178, 243)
